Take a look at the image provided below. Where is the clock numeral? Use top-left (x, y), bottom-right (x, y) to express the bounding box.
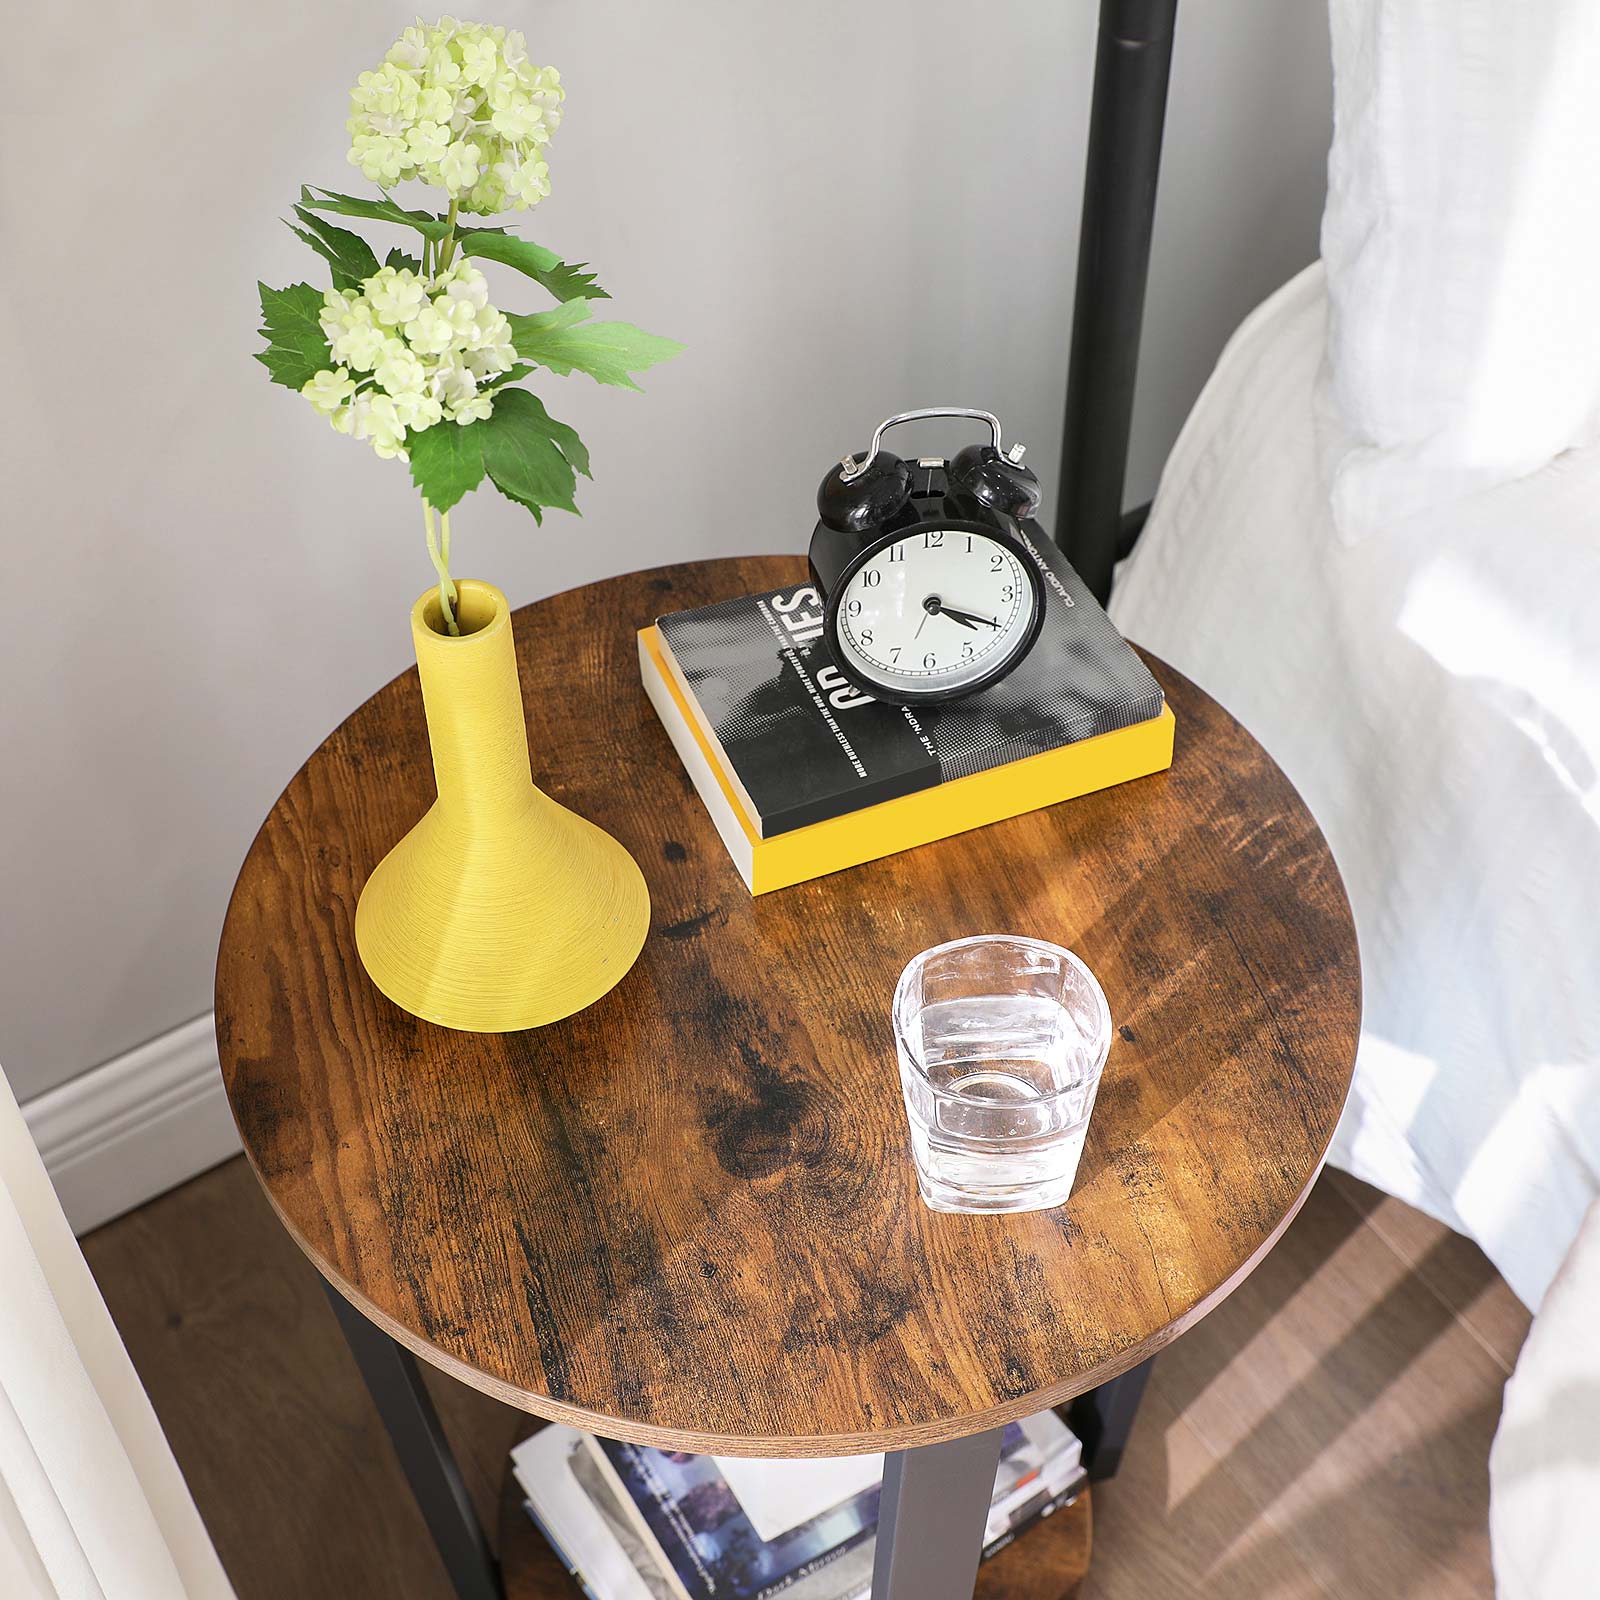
top-left (990, 553), bottom-right (1003, 571)
top-left (962, 642), bottom-right (974, 659)
top-left (846, 599), bottom-right (862, 617)
top-left (965, 535), bottom-right (973, 552)
top-left (862, 568), bottom-right (883, 587)
top-left (1001, 584), bottom-right (1014, 601)
top-left (890, 646), bottom-right (902, 663)
top-left (861, 629), bottom-right (873, 645)
top-left (924, 531), bottom-right (944, 549)
top-left (888, 545), bottom-right (905, 563)
top-left (923, 651), bottom-right (937, 668)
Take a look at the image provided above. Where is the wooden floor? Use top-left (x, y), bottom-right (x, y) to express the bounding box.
top-left (82, 1159), bottom-right (1527, 1599)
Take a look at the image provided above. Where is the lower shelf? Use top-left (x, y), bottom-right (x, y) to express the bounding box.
top-left (497, 1427), bottom-right (1092, 1599)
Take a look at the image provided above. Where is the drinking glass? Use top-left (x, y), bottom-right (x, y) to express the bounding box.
top-left (891, 935), bottom-right (1112, 1214)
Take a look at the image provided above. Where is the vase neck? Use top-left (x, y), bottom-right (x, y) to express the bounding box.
top-left (411, 584), bottom-right (534, 816)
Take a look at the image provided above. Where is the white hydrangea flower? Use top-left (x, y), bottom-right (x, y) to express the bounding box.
top-left (441, 267), bottom-right (488, 313)
top-left (386, 24), bottom-right (430, 71)
top-left (301, 367), bottom-right (357, 414)
top-left (365, 266), bottom-right (429, 326)
top-left (434, 354), bottom-right (480, 409)
top-left (499, 153), bottom-right (549, 207)
top-left (453, 394), bottom-right (495, 424)
top-left (373, 339), bottom-right (428, 398)
top-left (437, 138), bottom-right (482, 193)
top-left (332, 316), bottom-right (389, 373)
top-left (347, 17), bottom-right (564, 212)
top-left (393, 390), bottom-right (445, 431)
top-left (405, 120), bottom-right (451, 167)
top-left (350, 133), bottom-right (409, 185)
top-left (403, 303), bottom-right (458, 356)
top-left (303, 260), bottom-right (517, 458)
top-left (319, 288), bottom-right (355, 345)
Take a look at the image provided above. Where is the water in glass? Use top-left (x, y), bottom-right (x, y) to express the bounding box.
top-left (894, 937), bottom-right (1110, 1214)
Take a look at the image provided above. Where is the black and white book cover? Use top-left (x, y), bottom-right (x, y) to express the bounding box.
top-left (654, 527), bottom-right (1164, 837)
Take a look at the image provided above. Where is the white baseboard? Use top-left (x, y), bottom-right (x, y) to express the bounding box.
top-left (21, 1014), bottom-right (242, 1236)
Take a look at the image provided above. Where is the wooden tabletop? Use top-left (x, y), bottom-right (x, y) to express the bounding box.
top-left (215, 555), bottom-right (1360, 1458)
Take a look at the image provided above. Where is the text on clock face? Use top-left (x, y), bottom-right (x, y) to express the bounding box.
top-left (834, 531), bottom-right (1038, 686)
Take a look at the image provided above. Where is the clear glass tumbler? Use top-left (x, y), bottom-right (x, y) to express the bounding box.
top-left (892, 935), bottom-right (1112, 1214)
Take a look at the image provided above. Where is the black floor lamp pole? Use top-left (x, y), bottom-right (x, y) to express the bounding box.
top-left (1057, 0), bottom-right (1178, 603)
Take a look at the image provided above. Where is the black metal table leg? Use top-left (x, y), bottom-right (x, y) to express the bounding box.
top-left (870, 1427), bottom-right (1004, 1600)
top-left (1066, 1355), bottom-right (1155, 1481)
top-left (1057, 0), bottom-right (1180, 603)
top-left (323, 1282), bottom-right (504, 1600)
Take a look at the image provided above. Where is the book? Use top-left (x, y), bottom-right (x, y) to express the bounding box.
top-left (582, 1435), bottom-right (884, 1600)
top-left (982, 1410), bottom-right (1083, 1545)
top-left (639, 526), bottom-right (1174, 894)
top-left (711, 1452), bottom-right (884, 1544)
top-left (511, 1427), bottom-right (663, 1600)
top-left (579, 1415), bottom-right (1081, 1600)
top-left (513, 1421), bottom-right (1085, 1600)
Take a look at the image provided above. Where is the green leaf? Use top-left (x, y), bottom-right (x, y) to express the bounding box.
top-left (459, 227), bottom-right (559, 274)
top-left (406, 421), bottom-right (487, 514)
top-left (286, 205), bottom-right (380, 291)
top-left (521, 392), bottom-right (592, 480)
top-left (480, 388), bottom-right (593, 521)
top-left (505, 302), bottom-right (683, 391)
top-left (495, 314), bottom-right (595, 422)
top-left (298, 184), bottom-right (452, 241)
top-left (385, 247), bottom-right (423, 273)
top-left (459, 229), bottom-right (609, 302)
top-left (506, 300), bottom-right (593, 348)
top-left (254, 282), bottom-right (332, 389)
top-left (534, 258), bottom-right (610, 303)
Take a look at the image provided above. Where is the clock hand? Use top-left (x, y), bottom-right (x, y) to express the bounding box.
top-left (914, 594), bottom-right (940, 640)
top-left (940, 604), bottom-right (1000, 630)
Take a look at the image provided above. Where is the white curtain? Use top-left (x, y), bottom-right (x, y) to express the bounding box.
top-left (0, 1062), bottom-right (234, 1599)
top-left (1320, 0), bottom-right (1600, 540)
top-left (1109, 0), bottom-right (1600, 1312)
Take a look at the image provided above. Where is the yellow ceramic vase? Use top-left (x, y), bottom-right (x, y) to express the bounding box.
top-left (355, 580), bottom-right (650, 1032)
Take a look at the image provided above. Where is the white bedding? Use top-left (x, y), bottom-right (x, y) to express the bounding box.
top-left (1109, 262), bottom-right (1600, 1309)
top-left (1490, 1195), bottom-right (1600, 1598)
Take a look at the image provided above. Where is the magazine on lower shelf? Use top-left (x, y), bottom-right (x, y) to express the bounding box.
top-left (510, 1411), bottom-right (1084, 1600)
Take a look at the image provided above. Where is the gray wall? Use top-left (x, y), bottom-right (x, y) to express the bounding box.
top-left (0, 1), bottom-right (1331, 1101)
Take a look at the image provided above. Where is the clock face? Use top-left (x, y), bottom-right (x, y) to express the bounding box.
top-left (831, 528), bottom-right (1041, 698)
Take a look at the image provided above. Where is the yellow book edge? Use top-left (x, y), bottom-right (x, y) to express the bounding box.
top-left (638, 625), bottom-right (1175, 895)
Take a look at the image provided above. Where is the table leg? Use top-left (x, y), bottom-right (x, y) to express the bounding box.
top-left (323, 1282), bottom-right (503, 1600)
top-left (1066, 1355), bottom-right (1154, 1481)
top-left (870, 1427), bottom-right (1004, 1600)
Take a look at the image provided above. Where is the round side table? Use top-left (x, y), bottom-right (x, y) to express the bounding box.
top-left (215, 556), bottom-right (1359, 1600)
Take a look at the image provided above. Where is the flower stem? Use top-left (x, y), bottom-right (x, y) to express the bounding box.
top-left (435, 200), bottom-right (462, 276)
top-left (423, 498), bottom-right (459, 635)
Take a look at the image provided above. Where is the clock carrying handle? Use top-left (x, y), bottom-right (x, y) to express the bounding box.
top-left (839, 407), bottom-right (1004, 483)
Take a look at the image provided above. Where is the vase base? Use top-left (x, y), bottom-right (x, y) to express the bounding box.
top-left (355, 794), bottom-right (651, 1033)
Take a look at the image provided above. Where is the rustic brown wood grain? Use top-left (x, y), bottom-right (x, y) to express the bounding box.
top-left (496, 1425), bottom-right (1089, 1600)
top-left (974, 1490), bottom-right (1090, 1600)
top-left (85, 1160), bottom-right (1515, 1600)
top-left (214, 555), bottom-right (1361, 1458)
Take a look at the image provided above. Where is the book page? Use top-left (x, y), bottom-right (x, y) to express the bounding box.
top-left (710, 1454), bottom-right (884, 1544)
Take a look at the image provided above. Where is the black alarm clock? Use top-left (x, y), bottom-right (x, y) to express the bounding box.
top-left (808, 408), bottom-right (1047, 706)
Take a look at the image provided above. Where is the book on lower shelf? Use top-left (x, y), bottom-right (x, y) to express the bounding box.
top-left (638, 526), bottom-right (1174, 894)
top-left (511, 1412), bottom-right (1085, 1600)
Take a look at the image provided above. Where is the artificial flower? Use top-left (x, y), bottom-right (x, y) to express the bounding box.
top-left (347, 17), bottom-right (563, 212)
top-left (302, 261), bottom-right (517, 458)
